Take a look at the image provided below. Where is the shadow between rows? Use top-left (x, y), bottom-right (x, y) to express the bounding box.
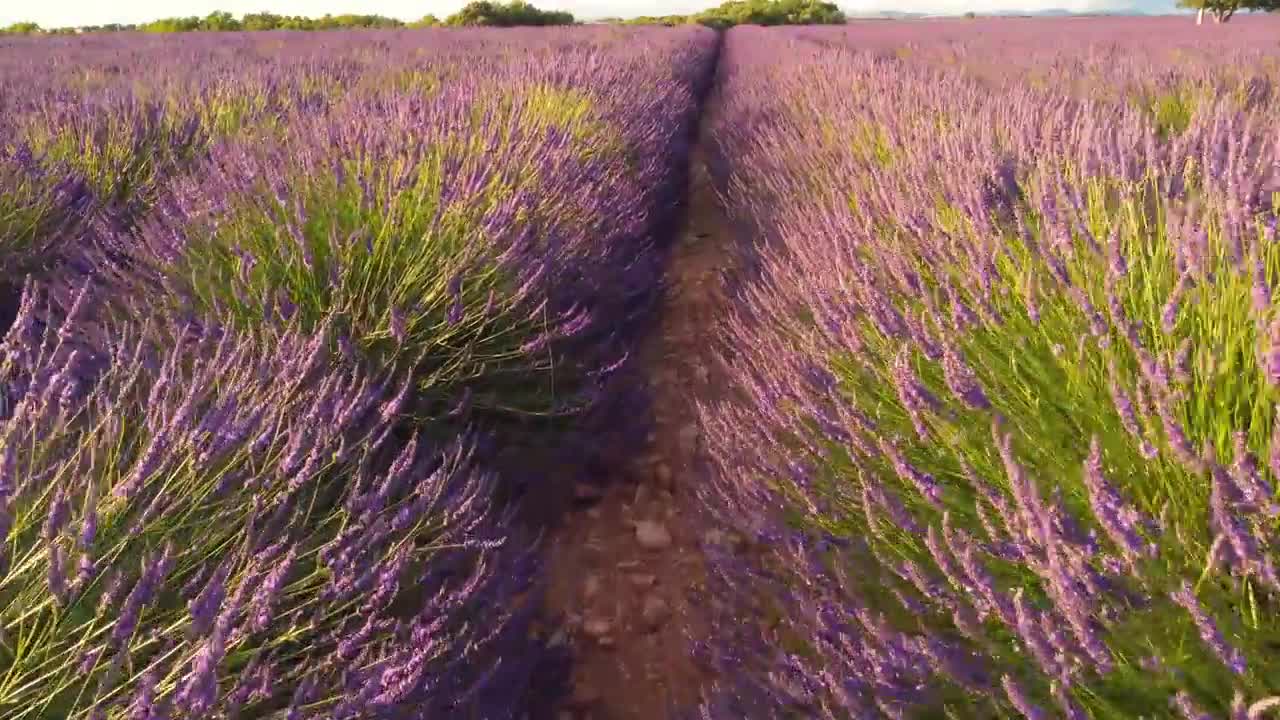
top-left (506, 30), bottom-right (728, 720)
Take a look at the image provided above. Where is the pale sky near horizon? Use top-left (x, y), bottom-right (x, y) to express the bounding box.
top-left (1, 0), bottom-right (1179, 29)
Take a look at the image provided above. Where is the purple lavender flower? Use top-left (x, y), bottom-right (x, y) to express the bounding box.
top-left (176, 627), bottom-right (226, 714)
top-left (248, 547), bottom-right (296, 634)
top-left (1002, 675), bottom-right (1049, 720)
top-left (111, 544), bottom-right (176, 648)
top-left (48, 544), bottom-right (69, 604)
top-left (942, 343), bottom-right (990, 410)
top-left (43, 486), bottom-right (71, 542)
top-left (388, 307), bottom-right (407, 344)
top-left (1170, 581), bottom-right (1247, 675)
top-left (188, 563), bottom-right (232, 639)
top-left (1252, 247), bottom-right (1272, 314)
top-left (127, 670), bottom-right (161, 720)
top-left (1262, 317), bottom-right (1280, 385)
top-left (1081, 437), bottom-right (1152, 560)
top-left (880, 439), bottom-right (943, 508)
top-left (891, 348), bottom-right (941, 440)
top-left (1172, 691), bottom-right (1214, 720)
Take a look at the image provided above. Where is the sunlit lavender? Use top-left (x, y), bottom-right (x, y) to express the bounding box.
top-left (697, 17), bottom-right (1280, 720)
top-left (0, 25), bottom-right (717, 718)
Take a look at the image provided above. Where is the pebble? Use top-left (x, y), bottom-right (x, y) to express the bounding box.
top-left (641, 594), bottom-right (670, 629)
top-left (583, 575), bottom-right (601, 601)
top-left (583, 618), bottom-right (612, 638)
top-left (654, 462), bottom-right (673, 487)
top-left (629, 573), bottom-right (657, 589)
top-left (634, 520), bottom-right (673, 550)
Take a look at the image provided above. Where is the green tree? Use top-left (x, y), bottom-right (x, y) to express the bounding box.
top-left (409, 14), bottom-right (442, 27)
top-left (1179, 0), bottom-right (1280, 22)
top-left (445, 0), bottom-right (575, 26)
top-left (241, 12), bottom-right (284, 30)
top-left (2, 21), bottom-right (42, 33)
top-left (139, 16), bottom-right (202, 32)
top-left (624, 0), bottom-right (844, 28)
top-left (201, 10), bottom-right (243, 30)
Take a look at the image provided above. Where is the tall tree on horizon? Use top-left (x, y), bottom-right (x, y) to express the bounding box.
top-left (1178, 0), bottom-right (1279, 23)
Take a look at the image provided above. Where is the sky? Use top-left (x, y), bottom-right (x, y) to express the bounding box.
top-left (1, 0), bottom-right (1179, 28)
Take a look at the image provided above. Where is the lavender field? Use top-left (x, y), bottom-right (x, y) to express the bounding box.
top-left (2, 15), bottom-right (1280, 720)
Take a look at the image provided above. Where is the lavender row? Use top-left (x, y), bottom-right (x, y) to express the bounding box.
top-left (696, 22), bottom-right (1280, 719)
top-left (96, 29), bottom-right (715, 425)
top-left (0, 280), bottom-right (539, 718)
top-left (0, 27), bottom-right (717, 718)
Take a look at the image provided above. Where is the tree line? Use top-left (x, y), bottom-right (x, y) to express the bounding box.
top-left (5, 0), bottom-right (849, 35)
top-left (0, 1), bottom-right (575, 34)
top-left (621, 0), bottom-right (844, 27)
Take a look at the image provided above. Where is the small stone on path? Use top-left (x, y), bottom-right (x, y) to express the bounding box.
top-left (583, 617), bottom-right (612, 638)
top-left (654, 462), bottom-right (673, 487)
top-left (629, 573), bottom-right (656, 589)
top-left (641, 594), bottom-right (670, 630)
top-left (583, 575), bottom-right (601, 601)
top-left (634, 520), bottom-right (672, 550)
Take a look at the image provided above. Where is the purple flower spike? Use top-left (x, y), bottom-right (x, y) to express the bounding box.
top-left (942, 343), bottom-right (990, 410)
top-left (1002, 675), bottom-right (1049, 720)
top-left (1170, 581), bottom-right (1247, 675)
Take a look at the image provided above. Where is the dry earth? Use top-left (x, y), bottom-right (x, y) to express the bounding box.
top-left (536, 142), bottom-right (736, 720)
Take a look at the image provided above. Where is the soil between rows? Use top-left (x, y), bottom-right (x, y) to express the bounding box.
top-left (528, 128), bottom-right (739, 719)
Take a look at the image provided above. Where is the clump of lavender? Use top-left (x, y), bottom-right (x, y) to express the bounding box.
top-left (697, 23), bottom-right (1280, 720)
top-left (0, 281), bottom-right (535, 719)
top-left (95, 31), bottom-right (715, 429)
top-left (0, 144), bottom-right (95, 286)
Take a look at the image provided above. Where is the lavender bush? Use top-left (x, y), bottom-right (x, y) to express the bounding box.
top-left (699, 20), bottom-right (1280, 719)
top-left (0, 146), bottom-right (92, 289)
top-left (0, 280), bottom-right (533, 719)
top-left (84, 28), bottom-right (716, 426)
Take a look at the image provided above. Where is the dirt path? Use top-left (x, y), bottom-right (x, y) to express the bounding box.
top-left (535, 133), bottom-right (735, 719)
